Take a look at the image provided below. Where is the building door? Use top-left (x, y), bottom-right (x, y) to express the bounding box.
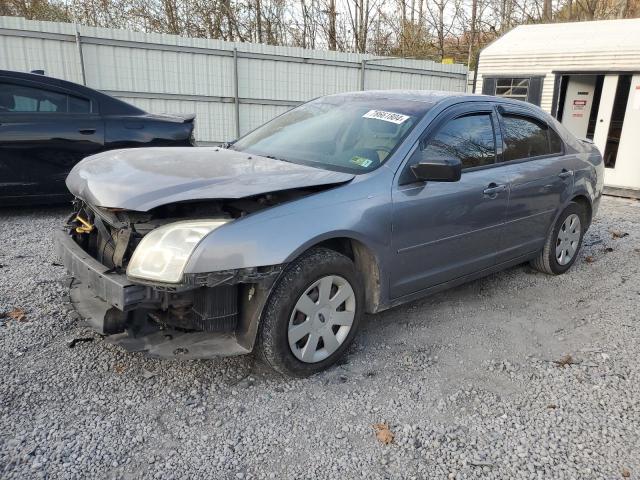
top-left (557, 73), bottom-right (639, 191)
top-left (602, 74), bottom-right (640, 190)
top-left (559, 74), bottom-right (599, 139)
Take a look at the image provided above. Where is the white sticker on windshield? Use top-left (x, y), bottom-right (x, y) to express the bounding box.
top-left (362, 109), bottom-right (410, 124)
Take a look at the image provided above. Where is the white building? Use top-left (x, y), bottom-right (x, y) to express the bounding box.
top-left (476, 19), bottom-right (640, 195)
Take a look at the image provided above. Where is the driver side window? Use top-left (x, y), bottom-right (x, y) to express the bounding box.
top-left (421, 113), bottom-right (496, 169)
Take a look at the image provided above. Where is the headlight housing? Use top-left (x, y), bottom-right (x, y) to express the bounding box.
top-left (127, 219), bottom-right (228, 283)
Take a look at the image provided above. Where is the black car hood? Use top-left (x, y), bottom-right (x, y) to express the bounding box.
top-left (66, 147), bottom-right (354, 211)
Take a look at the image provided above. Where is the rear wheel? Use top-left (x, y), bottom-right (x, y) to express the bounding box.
top-left (256, 247), bottom-right (363, 377)
top-left (531, 202), bottom-right (587, 275)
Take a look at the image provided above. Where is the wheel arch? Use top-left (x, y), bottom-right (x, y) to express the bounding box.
top-left (570, 194), bottom-right (593, 228)
top-left (285, 235), bottom-right (383, 314)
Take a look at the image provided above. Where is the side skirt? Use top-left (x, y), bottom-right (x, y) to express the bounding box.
top-left (379, 251), bottom-right (538, 312)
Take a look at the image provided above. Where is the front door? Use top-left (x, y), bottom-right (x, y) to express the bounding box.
top-left (0, 80), bottom-right (104, 201)
top-left (390, 105), bottom-right (511, 299)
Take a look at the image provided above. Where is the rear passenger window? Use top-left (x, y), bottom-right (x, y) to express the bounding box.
top-left (68, 95), bottom-right (91, 113)
top-left (501, 115), bottom-right (550, 161)
top-left (549, 127), bottom-right (564, 154)
top-left (0, 83), bottom-right (91, 114)
top-left (422, 114), bottom-right (496, 169)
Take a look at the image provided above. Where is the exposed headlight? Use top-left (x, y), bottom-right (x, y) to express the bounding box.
top-left (127, 219), bottom-right (228, 283)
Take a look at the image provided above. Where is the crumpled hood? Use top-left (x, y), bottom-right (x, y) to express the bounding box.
top-left (66, 147), bottom-right (354, 211)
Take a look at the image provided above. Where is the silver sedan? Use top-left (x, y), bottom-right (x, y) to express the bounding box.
top-left (56, 91), bottom-right (604, 376)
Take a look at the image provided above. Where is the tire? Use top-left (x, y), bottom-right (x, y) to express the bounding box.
top-left (530, 201), bottom-right (587, 275)
top-left (256, 247), bottom-right (364, 377)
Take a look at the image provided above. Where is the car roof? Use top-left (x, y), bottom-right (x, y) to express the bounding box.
top-left (0, 69), bottom-right (145, 115)
top-left (325, 89), bottom-right (541, 108)
top-left (323, 89), bottom-right (464, 105)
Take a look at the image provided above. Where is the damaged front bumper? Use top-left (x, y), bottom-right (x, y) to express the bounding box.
top-left (54, 230), bottom-right (147, 312)
top-left (54, 230), bottom-right (281, 359)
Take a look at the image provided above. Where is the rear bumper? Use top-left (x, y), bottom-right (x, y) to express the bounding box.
top-left (54, 230), bottom-right (147, 311)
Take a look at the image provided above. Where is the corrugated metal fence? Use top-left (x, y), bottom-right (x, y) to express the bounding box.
top-left (0, 16), bottom-right (467, 144)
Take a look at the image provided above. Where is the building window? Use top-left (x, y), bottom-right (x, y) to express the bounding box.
top-left (481, 76), bottom-right (544, 106)
top-left (495, 78), bottom-right (529, 101)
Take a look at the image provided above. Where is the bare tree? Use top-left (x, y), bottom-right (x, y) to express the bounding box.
top-left (5, 0), bottom-right (639, 68)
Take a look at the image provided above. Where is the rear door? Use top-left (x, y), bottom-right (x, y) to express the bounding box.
top-left (0, 79), bottom-right (104, 201)
top-left (390, 102), bottom-right (511, 298)
top-left (494, 106), bottom-right (574, 261)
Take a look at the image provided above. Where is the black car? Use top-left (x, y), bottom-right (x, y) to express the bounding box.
top-left (0, 70), bottom-right (196, 205)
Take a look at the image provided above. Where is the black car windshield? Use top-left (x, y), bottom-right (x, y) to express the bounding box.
top-left (231, 96), bottom-right (431, 174)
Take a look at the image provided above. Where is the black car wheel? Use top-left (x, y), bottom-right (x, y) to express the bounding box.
top-left (256, 247), bottom-right (364, 377)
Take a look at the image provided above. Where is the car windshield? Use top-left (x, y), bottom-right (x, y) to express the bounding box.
top-left (231, 96), bottom-right (430, 174)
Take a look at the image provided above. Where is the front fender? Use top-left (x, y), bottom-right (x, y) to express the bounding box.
top-left (183, 174), bottom-right (392, 274)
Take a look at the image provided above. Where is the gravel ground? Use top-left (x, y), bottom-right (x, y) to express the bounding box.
top-left (1, 196), bottom-right (639, 480)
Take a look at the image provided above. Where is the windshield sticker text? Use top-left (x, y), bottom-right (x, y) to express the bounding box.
top-left (362, 110), bottom-right (410, 124)
top-left (350, 156), bottom-right (374, 168)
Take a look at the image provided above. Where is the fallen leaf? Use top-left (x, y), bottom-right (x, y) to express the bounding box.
top-left (141, 368), bottom-right (158, 379)
top-left (373, 423), bottom-right (394, 445)
top-left (114, 364), bottom-right (127, 374)
top-left (553, 354), bottom-right (577, 368)
top-left (611, 230), bottom-right (629, 239)
top-left (585, 256), bottom-right (595, 263)
top-left (622, 467), bottom-right (631, 478)
top-left (7, 308), bottom-right (27, 322)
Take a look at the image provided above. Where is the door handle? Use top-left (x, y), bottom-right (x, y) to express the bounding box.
top-left (483, 183), bottom-right (507, 197)
top-left (558, 169), bottom-right (573, 179)
top-left (78, 128), bottom-right (96, 135)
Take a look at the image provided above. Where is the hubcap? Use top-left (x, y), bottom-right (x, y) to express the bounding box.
top-left (556, 213), bottom-right (581, 266)
top-left (288, 275), bottom-right (356, 363)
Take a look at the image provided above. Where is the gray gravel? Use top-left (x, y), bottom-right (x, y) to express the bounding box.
top-left (1, 196), bottom-right (639, 479)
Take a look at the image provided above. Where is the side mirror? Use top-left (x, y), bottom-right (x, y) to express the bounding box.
top-left (410, 156), bottom-right (462, 182)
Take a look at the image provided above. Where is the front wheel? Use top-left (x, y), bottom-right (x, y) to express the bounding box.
top-left (531, 202), bottom-right (587, 275)
top-left (256, 247), bottom-right (364, 377)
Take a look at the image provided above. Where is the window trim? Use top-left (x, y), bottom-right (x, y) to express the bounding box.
top-left (0, 79), bottom-right (95, 115)
top-left (495, 109), bottom-right (566, 165)
top-left (416, 111), bottom-right (498, 172)
top-left (547, 125), bottom-right (565, 156)
top-left (396, 100), bottom-right (568, 187)
top-left (397, 103), bottom-right (499, 185)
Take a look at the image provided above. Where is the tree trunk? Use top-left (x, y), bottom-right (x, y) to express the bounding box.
top-left (543, 0), bottom-right (552, 22)
top-left (361, 0), bottom-right (370, 52)
top-left (256, 0), bottom-right (263, 43)
top-left (467, 0), bottom-right (477, 68)
top-left (618, 0), bottom-right (629, 18)
top-left (438, 1), bottom-right (445, 60)
top-left (328, 0), bottom-right (337, 50)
